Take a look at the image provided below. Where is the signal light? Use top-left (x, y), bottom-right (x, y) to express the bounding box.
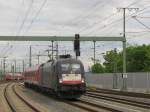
top-left (74, 34), bottom-right (80, 51)
top-left (74, 34), bottom-right (80, 56)
top-left (76, 50), bottom-right (80, 56)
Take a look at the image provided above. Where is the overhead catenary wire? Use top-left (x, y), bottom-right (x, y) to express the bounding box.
top-left (78, 12), bottom-right (118, 34)
top-left (24, 0), bottom-right (47, 35)
top-left (122, 6), bottom-right (150, 37)
top-left (17, 0), bottom-right (34, 36)
top-left (0, 43), bottom-right (9, 54)
top-left (17, 0), bottom-right (47, 66)
top-left (127, 31), bottom-right (150, 38)
top-left (13, 0), bottom-right (34, 60)
top-left (2, 0), bottom-right (26, 61)
top-left (78, 0), bottom-right (142, 35)
top-left (137, 9), bottom-right (150, 16)
top-left (84, 5), bottom-right (150, 36)
top-left (127, 0), bottom-right (142, 7)
top-left (84, 2), bottom-right (149, 36)
top-left (78, 6), bottom-right (149, 48)
top-left (133, 16), bottom-right (150, 19)
top-left (1, 45), bottom-right (13, 58)
top-left (14, 0), bottom-right (25, 35)
top-left (132, 17), bottom-right (150, 30)
top-left (124, 30), bottom-right (150, 34)
top-left (59, 1), bottom-right (106, 31)
top-left (6, 0), bottom-right (26, 58)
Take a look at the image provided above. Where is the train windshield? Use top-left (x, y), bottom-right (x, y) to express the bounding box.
top-left (61, 63), bottom-right (81, 72)
top-left (61, 64), bottom-right (70, 72)
top-left (71, 64), bottom-right (80, 72)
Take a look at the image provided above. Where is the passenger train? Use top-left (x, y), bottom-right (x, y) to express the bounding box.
top-left (5, 73), bottom-right (24, 80)
top-left (24, 55), bottom-right (86, 99)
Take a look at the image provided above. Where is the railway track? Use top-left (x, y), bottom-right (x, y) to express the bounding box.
top-left (86, 89), bottom-right (150, 110)
top-left (87, 87), bottom-right (150, 99)
top-left (19, 83), bottom-right (123, 112)
top-left (4, 83), bottom-right (16, 112)
top-left (4, 83), bottom-right (42, 112)
top-left (64, 98), bottom-right (123, 112)
top-left (0, 81), bottom-right (9, 85)
top-left (16, 83), bottom-right (150, 112)
top-left (0, 80), bottom-right (22, 85)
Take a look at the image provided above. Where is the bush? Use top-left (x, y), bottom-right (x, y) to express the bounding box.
top-left (91, 63), bottom-right (105, 73)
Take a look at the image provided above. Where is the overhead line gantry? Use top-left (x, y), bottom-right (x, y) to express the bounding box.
top-left (0, 36), bottom-right (125, 41)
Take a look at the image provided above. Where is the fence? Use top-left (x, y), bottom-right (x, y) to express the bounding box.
top-left (85, 72), bottom-right (150, 92)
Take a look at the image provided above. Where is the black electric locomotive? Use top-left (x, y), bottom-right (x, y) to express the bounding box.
top-left (24, 56), bottom-right (86, 99)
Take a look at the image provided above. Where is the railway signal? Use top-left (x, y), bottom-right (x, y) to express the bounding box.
top-left (74, 34), bottom-right (80, 57)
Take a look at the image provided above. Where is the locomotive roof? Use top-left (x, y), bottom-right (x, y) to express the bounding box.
top-left (56, 58), bottom-right (82, 64)
top-left (39, 58), bottom-right (83, 68)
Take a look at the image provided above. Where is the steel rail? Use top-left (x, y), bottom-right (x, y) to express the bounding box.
top-left (4, 83), bottom-right (16, 112)
top-left (12, 84), bottom-right (41, 112)
top-left (87, 88), bottom-right (150, 99)
top-left (86, 92), bottom-right (150, 109)
top-left (0, 81), bottom-right (8, 85)
top-left (64, 99), bottom-right (123, 112)
top-left (79, 99), bottom-right (123, 112)
top-left (64, 101), bottom-right (100, 112)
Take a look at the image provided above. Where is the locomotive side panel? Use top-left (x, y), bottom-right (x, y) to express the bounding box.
top-left (51, 63), bottom-right (58, 91)
top-left (39, 62), bottom-right (57, 90)
top-left (40, 63), bottom-right (51, 88)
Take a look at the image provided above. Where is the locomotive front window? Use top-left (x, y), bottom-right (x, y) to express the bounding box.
top-left (61, 64), bottom-right (70, 71)
top-left (71, 64), bottom-right (80, 72)
top-left (61, 63), bottom-right (80, 72)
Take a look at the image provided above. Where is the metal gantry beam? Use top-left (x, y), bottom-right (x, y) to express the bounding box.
top-left (0, 36), bottom-right (125, 41)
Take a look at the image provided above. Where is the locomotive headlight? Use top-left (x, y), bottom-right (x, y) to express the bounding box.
top-left (59, 79), bottom-right (63, 83)
top-left (81, 78), bottom-right (85, 83)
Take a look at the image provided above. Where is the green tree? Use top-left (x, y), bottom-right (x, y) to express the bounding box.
top-left (103, 44), bottom-right (150, 72)
top-left (91, 63), bottom-right (105, 73)
top-left (103, 49), bottom-right (118, 73)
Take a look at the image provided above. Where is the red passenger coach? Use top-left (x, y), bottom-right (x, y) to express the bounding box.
top-left (15, 73), bottom-right (24, 80)
top-left (5, 73), bottom-right (13, 80)
top-left (24, 65), bottom-right (40, 85)
top-left (5, 73), bottom-right (24, 80)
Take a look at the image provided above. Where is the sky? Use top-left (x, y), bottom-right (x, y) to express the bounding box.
top-left (0, 0), bottom-right (150, 72)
